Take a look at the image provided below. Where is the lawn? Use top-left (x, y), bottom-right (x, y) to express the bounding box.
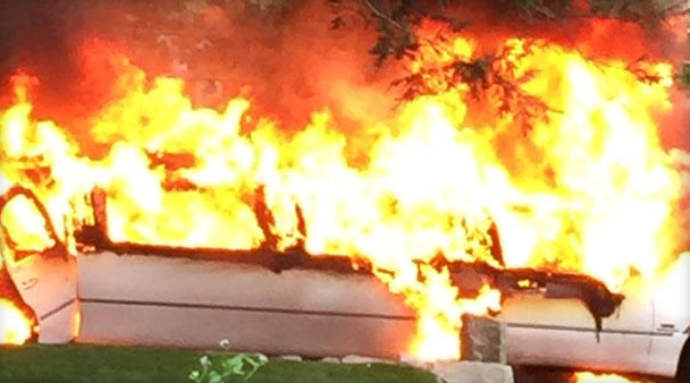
top-left (0, 344), bottom-right (437, 383)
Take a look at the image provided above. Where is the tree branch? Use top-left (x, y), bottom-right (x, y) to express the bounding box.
top-left (361, 0), bottom-right (404, 29)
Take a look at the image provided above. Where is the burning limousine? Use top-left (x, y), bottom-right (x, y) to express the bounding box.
top-left (1, 186), bottom-right (688, 382)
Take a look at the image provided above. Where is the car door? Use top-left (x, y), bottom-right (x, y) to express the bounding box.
top-left (647, 253), bottom-right (690, 377)
top-left (499, 285), bottom-right (600, 368)
top-left (595, 282), bottom-right (653, 373)
top-left (0, 187), bottom-right (79, 343)
top-left (498, 280), bottom-right (653, 373)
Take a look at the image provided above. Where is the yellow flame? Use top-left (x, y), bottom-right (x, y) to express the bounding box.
top-left (0, 299), bottom-right (32, 345)
top-left (0, 195), bottom-right (55, 253)
top-left (574, 372), bottom-right (651, 383)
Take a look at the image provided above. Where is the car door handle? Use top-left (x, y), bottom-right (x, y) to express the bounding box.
top-left (22, 277), bottom-right (39, 291)
top-left (657, 324), bottom-right (677, 334)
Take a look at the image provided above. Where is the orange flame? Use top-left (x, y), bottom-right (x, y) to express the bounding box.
top-left (0, 26), bottom-right (684, 360)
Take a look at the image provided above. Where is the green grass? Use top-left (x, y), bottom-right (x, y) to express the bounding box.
top-left (0, 344), bottom-right (437, 383)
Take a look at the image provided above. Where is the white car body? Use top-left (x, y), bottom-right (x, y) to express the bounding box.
top-left (3, 242), bottom-right (688, 379)
top-left (498, 254), bottom-right (690, 378)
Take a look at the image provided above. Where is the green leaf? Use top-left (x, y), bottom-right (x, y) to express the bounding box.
top-left (208, 371), bottom-right (223, 383)
top-left (188, 370), bottom-right (202, 383)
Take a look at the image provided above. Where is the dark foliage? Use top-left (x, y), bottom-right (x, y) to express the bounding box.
top-left (338, 0), bottom-right (687, 66)
top-left (327, 0), bottom-right (688, 128)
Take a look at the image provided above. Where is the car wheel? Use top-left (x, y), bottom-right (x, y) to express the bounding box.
top-left (678, 348), bottom-right (690, 383)
top-left (679, 364), bottom-right (690, 383)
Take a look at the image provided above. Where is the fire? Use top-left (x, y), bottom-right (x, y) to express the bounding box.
top-left (0, 193), bottom-right (56, 252)
top-left (0, 299), bottom-right (32, 345)
top-left (0, 16), bottom-right (684, 360)
top-left (573, 372), bottom-right (652, 383)
top-left (377, 265), bottom-right (501, 361)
